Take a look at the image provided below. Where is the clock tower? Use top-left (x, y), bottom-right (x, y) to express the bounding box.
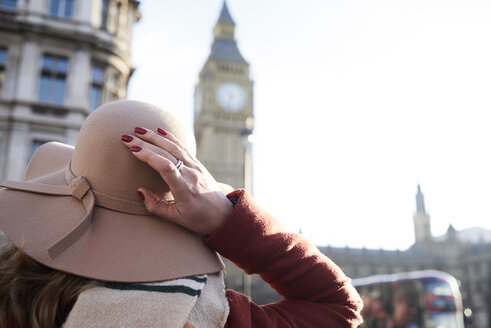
top-left (194, 1), bottom-right (254, 191)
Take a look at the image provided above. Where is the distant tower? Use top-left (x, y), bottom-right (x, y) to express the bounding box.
top-left (194, 1), bottom-right (255, 298)
top-left (194, 1), bottom-right (254, 192)
top-left (0, 0), bottom-right (140, 181)
top-left (413, 185), bottom-right (432, 243)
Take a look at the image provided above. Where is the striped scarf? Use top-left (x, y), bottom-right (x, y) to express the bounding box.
top-left (63, 273), bottom-right (229, 328)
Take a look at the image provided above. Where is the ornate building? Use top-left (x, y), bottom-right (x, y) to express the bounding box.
top-left (194, 0), bottom-right (254, 192)
top-left (193, 1), bottom-right (257, 298)
top-left (0, 0), bottom-right (140, 181)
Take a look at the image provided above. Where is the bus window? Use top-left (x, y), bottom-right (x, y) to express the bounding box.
top-left (421, 277), bottom-right (462, 328)
top-left (359, 284), bottom-right (391, 327)
top-left (390, 280), bottom-right (422, 328)
top-left (422, 277), bottom-right (457, 312)
top-left (353, 270), bottom-right (464, 328)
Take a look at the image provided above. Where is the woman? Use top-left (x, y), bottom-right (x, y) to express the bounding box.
top-left (0, 100), bottom-right (362, 327)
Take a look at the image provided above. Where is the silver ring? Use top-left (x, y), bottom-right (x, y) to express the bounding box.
top-left (175, 159), bottom-right (184, 170)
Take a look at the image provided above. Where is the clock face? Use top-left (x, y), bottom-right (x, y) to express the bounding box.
top-left (216, 82), bottom-right (246, 112)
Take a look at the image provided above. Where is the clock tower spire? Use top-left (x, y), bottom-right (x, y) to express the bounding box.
top-left (194, 1), bottom-right (254, 191)
top-left (213, 1), bottom-right (236, 41)
top-left (413, 185), bottom-right (432, 244)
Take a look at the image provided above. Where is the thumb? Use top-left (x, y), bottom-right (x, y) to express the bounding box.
top-left (137, 187), bottom-right (175, 219)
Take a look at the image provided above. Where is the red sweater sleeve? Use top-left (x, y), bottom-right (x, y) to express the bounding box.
top-left (203, 190), bottom-right (363, 328)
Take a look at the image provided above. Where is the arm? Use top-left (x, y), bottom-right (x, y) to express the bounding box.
top-left (204, 189), bottom-right (363, 328)
top-left (123, 128), bottom-right (362, 327)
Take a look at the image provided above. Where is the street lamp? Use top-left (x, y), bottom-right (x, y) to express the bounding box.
top-left (240, 117), bottom-right (254, 298)
top-left (240, 117), bottom-right (254, 194)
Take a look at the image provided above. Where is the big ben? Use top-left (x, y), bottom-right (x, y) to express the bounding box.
top-left (194, 1), bottom-right (254, 192)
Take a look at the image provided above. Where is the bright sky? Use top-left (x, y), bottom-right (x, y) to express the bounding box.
top-left (127, 0), bottom-right (491, 250)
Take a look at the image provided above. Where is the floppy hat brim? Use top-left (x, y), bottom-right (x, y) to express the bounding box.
top-left (0, 142), bottom-right (225, 282)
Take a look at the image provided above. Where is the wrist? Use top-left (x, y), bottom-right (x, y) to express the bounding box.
top-left (205, 194), bottom-right (234, 236)
top-left (204, 190), bottom-right (243, 236)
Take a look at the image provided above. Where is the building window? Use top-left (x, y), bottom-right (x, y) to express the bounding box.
top-left (101, 0), bottom-right (109, 29)
top-left (90, 66), bottom-right (103, 111)
top-left (0, 0), bottom-right (17, 9)
top-left (107, 70), bottom-right (121, 102)
top-left (49, 0), bottom-right (74, 18)
top-left (38, 55), bottom-right (68, 105)
top-left (103, 0), bottom-right (121, 33)
top-left (0, 48), bottom-right (6, 96)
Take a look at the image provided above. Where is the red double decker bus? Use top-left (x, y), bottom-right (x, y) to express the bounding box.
top-left (353, 270), bottom-right (464, 328)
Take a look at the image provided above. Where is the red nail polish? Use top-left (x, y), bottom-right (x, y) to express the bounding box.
top-left (134, 127), bottom-right (147, 135)
top-left (157, 128), bottom-right (168, 136)
top-left (137, 190), bottom-right (145, 201)
top-left (121, 134), bottom-right (133, 142)
top-left (130, 146), bottom-right (142, 152)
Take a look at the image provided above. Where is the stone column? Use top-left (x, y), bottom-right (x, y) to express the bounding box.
top-left (5, 122), bottom-right (30, 180)
top-left (14, 41), bottom-right (39, 102)
top-left (26, 0), bottom-right (44, 13)
top-left (2, 42), bottom-right (21, 100)
top-left (16, 0), bottom-right (28, 10)
top-left (90, 0), bottom-right (103, 28)
top-left (66, 49), bottom-right (90, 109)
top-left (74, 0), bottom-right (94, 25)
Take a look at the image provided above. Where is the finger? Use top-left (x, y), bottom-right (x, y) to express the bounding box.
top-left (122, 134), bottom-right (179, 166)
top-left (156, 129), bottom-right (189, 153)
top-left (128, 145), bottom-right (182, 190)
top-left (134, 127), bottom-right (196, 167)
top-left (155, 128), bottom-right (200, 165)
top-left (138, 187), bottom-right (193, 231)
top-left (137, 187), bottom-right (180, 221)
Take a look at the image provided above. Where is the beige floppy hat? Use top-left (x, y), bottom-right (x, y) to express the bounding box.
top-left (0, 100), bottom-right (224, 282)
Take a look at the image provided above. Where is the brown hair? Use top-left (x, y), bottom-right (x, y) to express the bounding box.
top-left (0, 243), bottom-right (95, 328)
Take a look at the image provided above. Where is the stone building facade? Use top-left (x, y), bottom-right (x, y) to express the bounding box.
top-left (0, 0), bottom-right (140, 181)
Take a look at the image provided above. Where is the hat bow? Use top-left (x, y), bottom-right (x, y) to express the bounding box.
top-left (1, 175), bottom-right (95, 259)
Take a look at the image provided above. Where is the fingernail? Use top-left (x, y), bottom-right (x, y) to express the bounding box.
top-left (157, 128), bottom-right (167, 136)
top-left (134, 127), bottom-right (147, 135)
top-left (121, 134), bottom-right (133, 142)
top-left (130, 146), bottom-right (142, 152)
top-left (137, 190), bottom-right (145, 201)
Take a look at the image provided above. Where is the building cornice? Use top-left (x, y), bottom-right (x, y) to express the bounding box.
top-left (0, 99), bottom-right (88, 129)
top-left (0, 9), bottom-right (132, 67)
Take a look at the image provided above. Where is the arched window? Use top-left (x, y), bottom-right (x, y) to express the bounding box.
top-left (90, 66), bottom-right (104, 111)
top-left (101, 0), bottom-right (109, 29)
top-left (0, 0), bottom-right (17, 9)
top-left (38, 54), bottom-right (68, 105)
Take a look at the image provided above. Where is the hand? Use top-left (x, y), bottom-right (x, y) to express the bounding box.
top-left (122, 127), bottom-right (233, 235)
